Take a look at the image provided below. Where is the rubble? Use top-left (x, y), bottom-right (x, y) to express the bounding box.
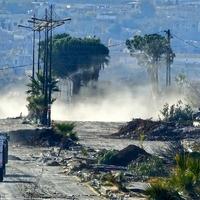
top-left (8, 155), bottom-right (21, 161)
top-left (111, 118), bottom-right (200, 141)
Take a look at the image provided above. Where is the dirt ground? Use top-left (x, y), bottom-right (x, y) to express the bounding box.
top-left (0, 119), bottom-right (167, 199)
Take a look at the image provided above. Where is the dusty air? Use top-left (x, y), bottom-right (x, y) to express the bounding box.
top-left (0, 0), bottom-right (199, 200)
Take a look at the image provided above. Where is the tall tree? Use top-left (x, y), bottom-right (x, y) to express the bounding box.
top-left (126, 34), bottom-right (175, 95)
top-left (26, 73), bottom-right (59, 124)
top-left (41, 34), bottom-right (109, 94)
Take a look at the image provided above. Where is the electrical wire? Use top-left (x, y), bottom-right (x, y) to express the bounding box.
top-left (0, 64), bottom-right (32, 71)
top-left (172, 33), bottom-right (200, 50)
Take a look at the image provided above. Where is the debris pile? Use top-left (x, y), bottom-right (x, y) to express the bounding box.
top-left (111, 118), bottom-right (200, 141)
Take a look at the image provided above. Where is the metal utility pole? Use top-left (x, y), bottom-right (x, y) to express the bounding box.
top-left (44, 8), bottom-right (49, 126)
top-left (38, 29), bottom-right (41, 73)
top-left (165, 29), bottom-right (172, 87)
top-left (32, 14), bottom-right (36, 79)
top-left (22, 5), bottom-right (71, 127)
top-left (48, 4), bottom-right (53, 127)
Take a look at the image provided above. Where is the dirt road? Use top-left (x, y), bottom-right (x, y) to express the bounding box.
top-left (1, 145), bottom-right (103, 200)
top-left (0, 119), bottom-right (166, 199)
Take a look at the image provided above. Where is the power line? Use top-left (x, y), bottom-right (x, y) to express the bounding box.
top-left (0, 64), bottom-right (32, 71)
top-left (172, 33), bottom-right (200, 50)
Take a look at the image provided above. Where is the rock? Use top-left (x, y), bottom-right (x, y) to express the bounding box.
top-left (102, 145), bottom-right (150, 167)
top-left (8, 155), bottom-right (21, 160)
top-left (99, 185), bottom-right (119, 196)
top-left (67, 159), bottom-right (87, 172)
top-left (46, 160), bottom-right (60, 166)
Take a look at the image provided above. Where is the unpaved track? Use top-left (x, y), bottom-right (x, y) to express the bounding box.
top-left (75, 121), bottom-right (167, 154)
top-left (1, 146), bottom-right (103, 200)
top-left (0, 119), bottom-right (166, 199)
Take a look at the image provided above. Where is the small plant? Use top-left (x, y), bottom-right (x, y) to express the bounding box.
top-left (139, 131), bottom-right (145, 149)
top-left (145, 181), bottom-right (183, 200)
top-left (54, 122), bottom-right (78, 156)
top-left (171, 153), bottom-right (200, 194)
top-left (160, 101), bottom-right (193, 125)
top-left (98, 149), bottom-right (118, 165)
top-left (81, 147), bottom-right (88, 157)
top-left (54, 122), bottom-right (78, 141)
top-left (128, 156), bottom-right (168, 177)
top-left (146, 153), bottom-right (200, 200)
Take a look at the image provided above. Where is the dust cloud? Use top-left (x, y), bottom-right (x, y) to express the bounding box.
top-left (0, 86), bottom-right (28, 119)
top-left (52, 83), bottom-right (184, 122)
top-left (0, 80), bottom-right (184, 122)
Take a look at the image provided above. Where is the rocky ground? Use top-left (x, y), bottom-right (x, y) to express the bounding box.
top-left (0, 118), bottom-right (146, 200)
top-left (0, 118), bottom-right (199, 200)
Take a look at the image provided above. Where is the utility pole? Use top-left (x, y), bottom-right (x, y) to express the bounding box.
top-left (48, 4), bottom-right (53, 127)
top-left (32, 14), bottom-right (36, 79)
top-left (38, 29), bottom-right (41, 73)
top-left (44, 8), bottom-right (49, 126)
top-left (165, 29), bottom-right (173, 87)
top-left (21, 5), bottom-right (71, 127)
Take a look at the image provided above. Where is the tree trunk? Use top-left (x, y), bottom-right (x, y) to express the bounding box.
top-left (148, 62), bottom-right (159, 98)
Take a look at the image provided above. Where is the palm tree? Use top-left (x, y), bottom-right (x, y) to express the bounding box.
top-left (26, 73), bottom-right (59, 124)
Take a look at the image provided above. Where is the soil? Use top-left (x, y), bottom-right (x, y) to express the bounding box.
top-left (111, 118), bottom-right (200, 141)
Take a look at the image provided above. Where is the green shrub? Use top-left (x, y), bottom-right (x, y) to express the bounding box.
top-left (98, 149), bottom-right (118, 165)
top-left (172, 153), bottom-right (200, 192)
top-left (146, 153), bottom-right (200, 199)
top-left (160, 101), bottom-right (193, 125)
top-left (54, 122), bottom-right (78, 141)
top-left (128, 156), bottom-right (168, 177)
top-left (145, 182), bottom-right (183, 200)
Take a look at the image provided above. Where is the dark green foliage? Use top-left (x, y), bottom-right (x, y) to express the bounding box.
top-left (54, 122), bottom-right (78, 141)
top-left (160, 101), bottom-right (193, 125)
top-left (40, 34), bottom-right (109, 94)
top-left (126, 34), bottom-right (172, 64)
top-left (126, 34), bottom-right (175, 93)
top-left (146, 153), bottom-right (200, 200)
top-left (169, 154), bottom-right (200, 198)
top-left (26, 73), bottom-right (59, 123)
top-left (145, 183), bottom-right (183, 200)
top-left (98, 149), bottom-right (118, 165)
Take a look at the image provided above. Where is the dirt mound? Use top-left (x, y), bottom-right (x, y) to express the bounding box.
top-left (9, 128), bottom-right (78, 148)
top-left (111, 118), bottom-right (200, 141)
top-left (111, 119), bottom-right (179, 141)
top-left (101, 145), bottom-right (150, 167)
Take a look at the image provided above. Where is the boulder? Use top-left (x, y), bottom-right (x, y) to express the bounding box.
top-left (103, 145), bottom-right (150, 167)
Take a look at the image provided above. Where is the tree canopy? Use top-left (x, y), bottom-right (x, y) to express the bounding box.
top-left (41, 34), bottom-right (109, 94)
top-left (126, 34), bottom-right (175, 94)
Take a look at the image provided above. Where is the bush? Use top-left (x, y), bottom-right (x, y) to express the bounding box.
top-left (160, 101), bottom-right (193, 125)
top-left (128, 156), bottom-right (168, 177)
top-left (171, 153), bottom-right (200, 192)
top-left (98, 149), bottom-right (118, 165)
top-left (145, 181), bottom-right (183, 200)
top-left (54, 122), bottom-right (78, 141)
top-left (146, 153), bottom-right (200, 200)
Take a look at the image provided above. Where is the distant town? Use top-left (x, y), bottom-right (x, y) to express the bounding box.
top-left (0, 0), bottom-right (200, 85)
